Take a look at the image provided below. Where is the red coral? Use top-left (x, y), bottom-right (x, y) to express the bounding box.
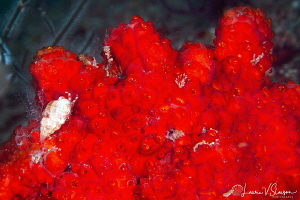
top-left (0, 6), bottom-right (299, 200)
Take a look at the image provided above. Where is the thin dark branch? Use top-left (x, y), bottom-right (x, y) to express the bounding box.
top-left (38, 7), bottom-right (56, 37)
top-left (1, 0), bottom-right (33, 39)
top-left (51, 0), bottom-right (89, 46)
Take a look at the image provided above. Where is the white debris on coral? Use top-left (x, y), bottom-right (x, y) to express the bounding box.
top-left (193, 139), bottom-right (219, 152)
top-left (79, 54), bottom-right (98, 68)
top-left (175, 73), bottom-right (189, 88)
top-left (166, 129), bottom-right (185, 142)
top-left (250, 53), bottom-right (264, 65)
top-left (40, 93), bottom-right (77, 142)
top-left (30, 150), bottom-right (44, 164)
top-left (29, 146), bottom-right (60, 167)
top-left (238, 142), bottom-right (248, 148)
top-left (201, 127), bottom-right (207, 134)
top-left (103, 45), bottom-right (119, 76)
top-left (201, 127), bottom-right (219, 134)
top-left (103, 45), bottom-right (113, 64)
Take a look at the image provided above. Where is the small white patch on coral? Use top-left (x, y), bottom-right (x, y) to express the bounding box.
top-left (29, 146), bottom-right (60, 167)
top-left (103, 45), bottom-right (120, 76)
top-left (238, 142), bottom-right (248, 148)
top-left (193, 139), bottom-right (219, 152)
top-left (251, 53), bottom-right (264, 66)
top-left (201, 127), bottom-right (219, 134)
top-left (103, 46), bottom-right (114, 64)
top-left (166, 129), bottom-right (185, 142)
top-left (30, 150), bottom-right (44, 164)
top-left (175, 73), bottom-right (189, 88)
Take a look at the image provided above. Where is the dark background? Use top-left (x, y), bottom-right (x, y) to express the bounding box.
top-left (0, 0), bottom-right (299, 143)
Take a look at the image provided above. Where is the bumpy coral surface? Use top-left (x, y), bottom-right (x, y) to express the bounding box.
top-left (0, 6), bottom-right (299, 200)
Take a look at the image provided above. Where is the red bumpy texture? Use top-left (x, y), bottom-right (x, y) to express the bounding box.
top-left (0, 6), bottom-right (299, 200)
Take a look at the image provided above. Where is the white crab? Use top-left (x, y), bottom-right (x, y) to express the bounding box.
top-left (40, 93), bottom-right (77, 141)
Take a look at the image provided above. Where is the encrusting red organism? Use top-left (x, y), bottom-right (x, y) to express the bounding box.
top-left (0, 6), bottom-right (299, 200)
